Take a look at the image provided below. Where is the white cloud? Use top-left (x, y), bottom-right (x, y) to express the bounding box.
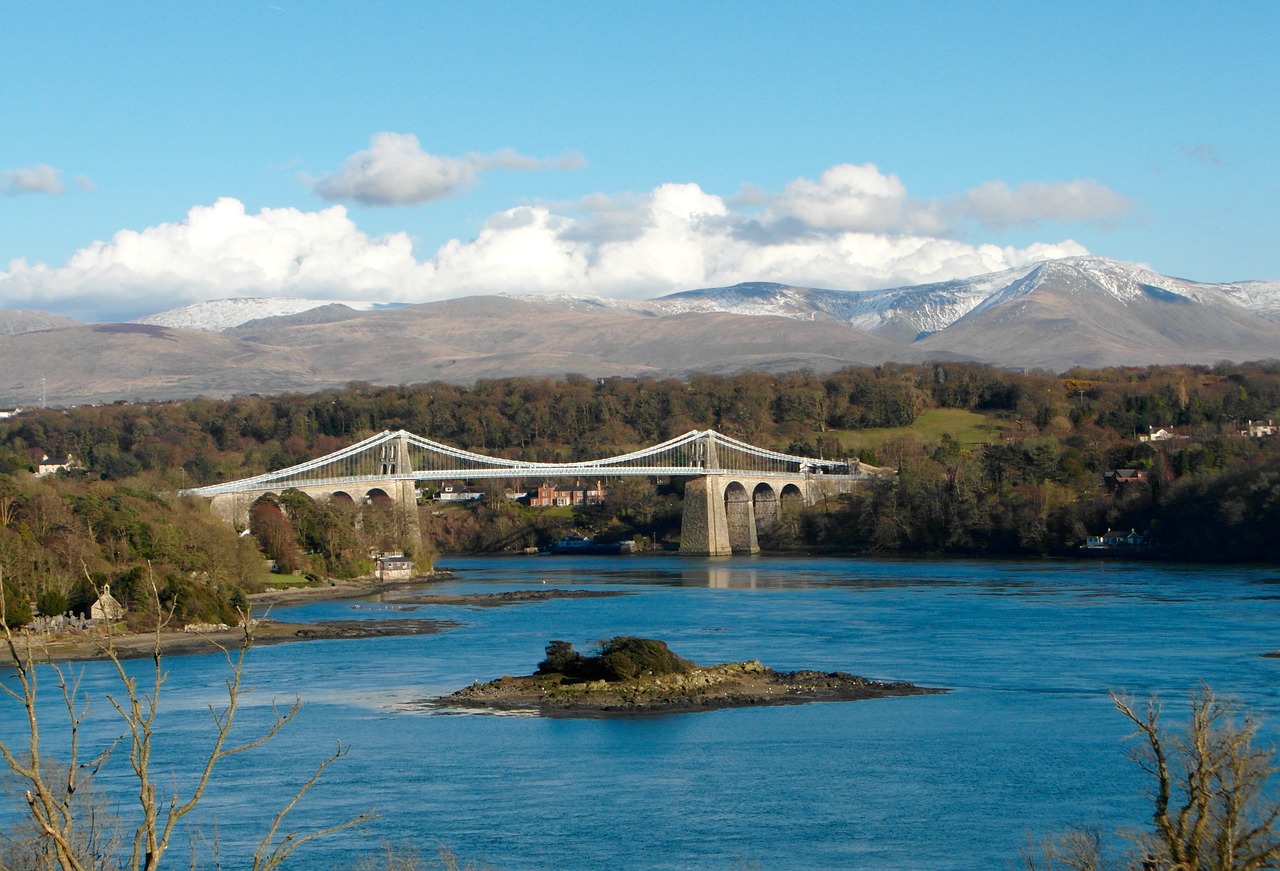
top-left (1, 163), bottom-right (1112, 320)
top-left (2, 164), bottom-right (66, 195)
top-left (745, 164), bottom-right (1130, 235)
top-left (762, 163), bottom-right (947, 235)
top-left (306, 132), bottom-right (584, 206)
top-left (0, 198), bottom-right (435, 320)
top-left (957, 179), bottom-right (1132, 229)
top-left (428, 178), bottom-right (1088, 299)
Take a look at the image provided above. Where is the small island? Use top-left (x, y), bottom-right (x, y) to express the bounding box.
top-left (430, 637), bottom-right (945, 717)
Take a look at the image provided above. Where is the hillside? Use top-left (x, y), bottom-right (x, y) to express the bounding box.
top-left (1, 257), bottom-right (1279, 405)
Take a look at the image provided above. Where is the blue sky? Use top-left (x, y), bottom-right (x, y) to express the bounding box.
top-left (2, 2), bottom-right (1276, 321)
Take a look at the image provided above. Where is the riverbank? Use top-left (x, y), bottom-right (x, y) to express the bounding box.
top-left (0, 572), bottom-right (458, 665)
top-left (249, 570), bottom-right (454, 607)
top-left (0, 572), bottom-right (642, 665)
top-left (1, 617), bottom-right (460, 665)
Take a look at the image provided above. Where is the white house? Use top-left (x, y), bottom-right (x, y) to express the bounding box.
top-left (374, 552), bottom-right (416, 580)
top-left (1242, 419), bottom-right (1278, 438)
top-left (33, 453), bottom-right (78, 477)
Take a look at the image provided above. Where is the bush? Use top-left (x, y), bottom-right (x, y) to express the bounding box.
top-left (535, 637), bottom-right (695, 681)
top-left (0, 580), bottom-right (32, 628)
top-left (35, 587), bottom-right (68, 617)
top-left (537, 640), bottom-right (585, 675)
top-left (598, 636), bottom-right (693, 681)
top-left (1025, 687), bottom-right (1280, 870)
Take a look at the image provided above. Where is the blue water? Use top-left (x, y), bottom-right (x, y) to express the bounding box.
top-left (6, 555), bottom-right (1280, 869)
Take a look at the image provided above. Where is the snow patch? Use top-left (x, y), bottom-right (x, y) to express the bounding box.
top-left (135, 297), bottom-right (396, 332)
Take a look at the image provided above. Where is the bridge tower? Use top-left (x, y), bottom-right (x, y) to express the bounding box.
top-left (209, 431), bottom-right (421, 549)
top-left (386, 431), bottom-right (421, 548)
top-left (680, 432), bottom-right (762, 556)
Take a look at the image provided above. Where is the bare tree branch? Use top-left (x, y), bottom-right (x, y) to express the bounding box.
top-left (1, 568), bottom-right (367, 871)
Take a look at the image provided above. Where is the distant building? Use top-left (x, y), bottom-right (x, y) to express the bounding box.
top-left (1103, 469), bottom-right (1148, 494)
top-left (528, 481), bottom-right (606, 508)
top-left (1137, 427), bottom-right (1179, 443)
top-left (433, 481), bottom-right (485, 501)
top-left (1241, 419), bottom-right (1278, 438)
top-left (32, 451), bottom-right (79, 477)
top-left (373, 552), bottom-right (415, 580)
top-left (0, 407), bottom-right (20, 420)
top-left (91, 585), bottom-right (124, 622)
top-left (1083, 528), bottom-right (1156, 550)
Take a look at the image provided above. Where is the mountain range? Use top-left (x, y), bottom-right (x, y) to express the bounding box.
top-left (1, 257), bottom-right (1278, 407)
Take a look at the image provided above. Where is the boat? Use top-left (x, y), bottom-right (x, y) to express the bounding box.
top-left (548, 536), bottom-right (636, 555)
top-left (1078, 528), bottom-right (1162, 557)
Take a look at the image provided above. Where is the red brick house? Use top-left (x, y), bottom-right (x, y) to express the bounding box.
top-left (528, 481), bottom-right (606, 508)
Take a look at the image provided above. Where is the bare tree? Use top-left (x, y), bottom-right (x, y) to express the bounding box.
top-left (1021, 827), bottom-right (1103, 871)
top-left (0, 757), bottom-right (123, 871)
top-left (0, 571), bottom-right (368, 870)
top-left (1115, 686), bottom-right (1280, 870)
top-left (1027, 686), bottom-right (1280, 871)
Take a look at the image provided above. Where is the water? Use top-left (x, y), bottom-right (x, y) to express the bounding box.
top-left (5, 555), bottom-right (1280, 869)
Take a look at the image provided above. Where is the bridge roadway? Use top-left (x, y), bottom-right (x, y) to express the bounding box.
top-left (183, 429), bottom-right (883, 556)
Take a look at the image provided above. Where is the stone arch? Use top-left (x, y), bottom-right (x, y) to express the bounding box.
top-left (329, 491), bottom-right (356, 506)
top-left (752, 482), bottom-right (779, 536)
top-left (780, 483), bottom-right (805, 513)
top-left (365, 487), bottom-right (394, 507)
top-left (723, 481), bottom-right (758, 554)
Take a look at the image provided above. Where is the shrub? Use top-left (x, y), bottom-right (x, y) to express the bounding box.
top-left (0, 580), bottom-right (32, 628)
top-left (598, 636), bottom-right (693, 681)
top-left (537, 640), bottom-right (585, 675)
top-left (35, 587), bottom-right (68, 617)
top-left (536, 637), bottom-right (695, 681)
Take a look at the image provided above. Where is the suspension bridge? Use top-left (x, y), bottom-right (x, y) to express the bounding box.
top-left (182, 429), bottom-right (888, 555)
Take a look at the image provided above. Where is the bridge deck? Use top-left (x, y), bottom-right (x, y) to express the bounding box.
top-left (182, 429), bottom-right (878, 498)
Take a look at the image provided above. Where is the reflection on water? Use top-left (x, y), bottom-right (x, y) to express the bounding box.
top-left (6, 554), bottom-right (1280, 870)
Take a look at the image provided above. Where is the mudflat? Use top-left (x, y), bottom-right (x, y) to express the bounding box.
top-left (1, 618), bottom-right (459, 665)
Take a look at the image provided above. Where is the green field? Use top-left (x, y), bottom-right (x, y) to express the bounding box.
top-left (822, 408), bottom-right (1006, 453)
top-left (265, 571), bottom-right (313, 587)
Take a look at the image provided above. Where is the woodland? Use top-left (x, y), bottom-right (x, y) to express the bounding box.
top-left (1, 360), bottom-right (1280, 627)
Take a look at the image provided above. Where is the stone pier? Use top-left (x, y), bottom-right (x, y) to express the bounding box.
top-left (679, 474), bottom-right (811, 556)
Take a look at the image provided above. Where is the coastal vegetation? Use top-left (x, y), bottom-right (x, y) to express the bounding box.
top-left (0, 360), bottom-right (1278, 623)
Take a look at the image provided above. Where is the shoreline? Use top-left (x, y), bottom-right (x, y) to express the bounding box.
top-left (1, 617), bottom-right (460, 666)
top-left (249, 570), bottom-right (454, 608)
top-left (1, 573), bottom-right (634, 666)
top-left (1, 572), bottom-right (457, 666)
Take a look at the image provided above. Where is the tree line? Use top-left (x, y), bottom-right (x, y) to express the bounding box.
top-left (0, 359), bottom-right (1278, 623)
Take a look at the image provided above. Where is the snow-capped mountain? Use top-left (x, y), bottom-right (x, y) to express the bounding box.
top-left (654, 272), bottom-right (1028, 342)
top-left (649, 257), bottom-right (1280, 340)
top-left (134, 297), bottom-right (400, 332)
top-left (5, 256), bottom-right (1280, 406)
top-left (131, 258), bottom-right (1280, 342)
